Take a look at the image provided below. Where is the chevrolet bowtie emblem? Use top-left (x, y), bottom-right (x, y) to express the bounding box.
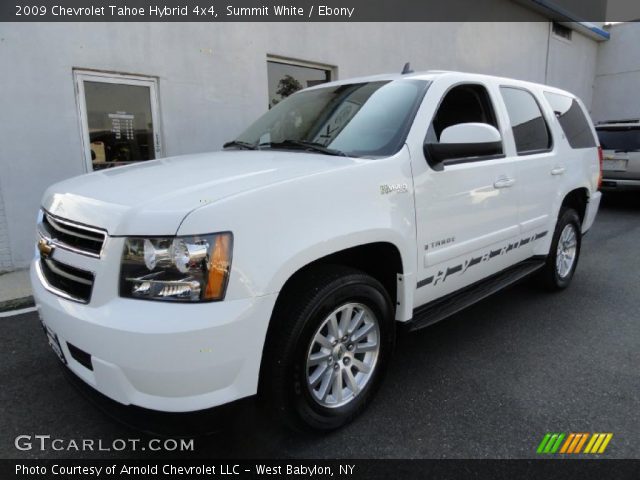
top-left (38, 238), bottom-right (54, 259)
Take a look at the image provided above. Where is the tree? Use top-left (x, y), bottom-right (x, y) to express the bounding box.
top-left (271, 75), bottom-right (303, 107)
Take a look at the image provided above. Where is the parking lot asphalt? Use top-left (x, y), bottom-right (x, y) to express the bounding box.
top-left (2, 192), bottom-right (639, 460)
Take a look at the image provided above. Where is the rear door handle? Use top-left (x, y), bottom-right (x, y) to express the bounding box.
top-left (493, 177), bottom-right (516, 189)
top-left (551, 167), bottom-right (565, 176)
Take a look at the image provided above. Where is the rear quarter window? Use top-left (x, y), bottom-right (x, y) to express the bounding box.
top-left (544, 91), bottom-right (596, 149)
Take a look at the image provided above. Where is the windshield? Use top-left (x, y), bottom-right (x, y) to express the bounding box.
top-left (231, 80), bottom-right (430, 158)
top-left (597, 128), bottom-right (640, 152)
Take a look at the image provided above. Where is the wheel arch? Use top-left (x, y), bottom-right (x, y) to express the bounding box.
top-left (559, 187), bottom-right (590, 225)
top-left (274, 241), bottom-right (404, 310)
top-left (257, 241), bottom-right (406, 395)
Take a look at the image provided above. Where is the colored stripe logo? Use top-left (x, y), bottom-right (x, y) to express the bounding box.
top-left (537, 433), bottom-right (613, 454)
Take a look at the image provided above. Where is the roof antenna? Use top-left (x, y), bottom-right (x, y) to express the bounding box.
top-left (401, 62), bottom-right (414, 74)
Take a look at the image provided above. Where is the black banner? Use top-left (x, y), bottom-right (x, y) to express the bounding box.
top-left (1, 0), bottom-right (637, 22)
top-left (3, 459), bottom-right (640, 480)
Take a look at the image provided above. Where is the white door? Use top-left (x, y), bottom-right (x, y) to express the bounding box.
top-left (410, 80), bottom-right (522, 307)
top-left (498, 85), bottom-right (559, 258)
top-left (74, 71), bottom-right (162, 172)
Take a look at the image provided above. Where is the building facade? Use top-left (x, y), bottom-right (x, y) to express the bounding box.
top-left (592, 22), bottom-right (640, 122)
top-left (0, 14), bottom-right (610, 272)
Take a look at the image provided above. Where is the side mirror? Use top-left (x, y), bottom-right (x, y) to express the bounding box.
top-left (424, 123), bottom-right (503, 169)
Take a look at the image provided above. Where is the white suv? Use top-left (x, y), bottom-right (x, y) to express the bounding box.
top-left (32, 70), bottom-right (602, 430)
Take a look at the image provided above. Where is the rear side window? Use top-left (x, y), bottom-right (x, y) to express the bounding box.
top-left (500, 87), bottom-right (551, 155)
top-left (597, 128), bottom-right (640, 152)
top-left (544, 92), bottom-right (596, 149)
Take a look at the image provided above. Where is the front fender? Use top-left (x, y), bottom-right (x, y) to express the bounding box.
top-left (177, 149), bottom-right (417, 311)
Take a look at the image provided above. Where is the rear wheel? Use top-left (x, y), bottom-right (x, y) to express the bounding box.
top-left (261, 266), bottom-right (395, 431)
top-left (537, 208), bottom-right (582, 290)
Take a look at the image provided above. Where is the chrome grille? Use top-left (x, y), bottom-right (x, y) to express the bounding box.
top-left (38, 211), bottom-right (106, 258)
top-left (36, 257), bottom-right (94, 304)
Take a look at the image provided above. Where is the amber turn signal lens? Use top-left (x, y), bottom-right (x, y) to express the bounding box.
top-left (597, 146), bottom-right (603, 190)
top-left (204, 233), bottom-right (232, 300)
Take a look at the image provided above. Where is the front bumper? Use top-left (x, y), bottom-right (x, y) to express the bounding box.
top-left (31, 260), bottom-right (277, 412)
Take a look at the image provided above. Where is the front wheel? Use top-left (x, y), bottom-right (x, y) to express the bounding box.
top-left (537, 208), bottom-right (582, 290)
top-left (261, 266), bottom-right (395, 431)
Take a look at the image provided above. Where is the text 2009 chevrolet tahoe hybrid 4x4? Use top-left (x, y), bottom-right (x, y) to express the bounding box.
top-left (32, 71), bottom-right (602, 431)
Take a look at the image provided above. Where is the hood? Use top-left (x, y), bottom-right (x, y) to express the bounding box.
top-left (43, 150), bottom-right (358, 235)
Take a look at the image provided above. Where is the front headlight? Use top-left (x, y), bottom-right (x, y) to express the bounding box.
top-left (119, 232), bottom-right (233, 302)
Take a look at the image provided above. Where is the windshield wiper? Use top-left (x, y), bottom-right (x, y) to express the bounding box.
top-left (223, 140), bottom-right (258, 150)
top-left (264, 139), bottom-right (349, 157)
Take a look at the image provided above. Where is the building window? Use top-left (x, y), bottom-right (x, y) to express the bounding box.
top-left (552, 22), bottom-right (572, 41)
top-left (500, 87), bottom-right (552, 155)
top-left (74, 70), bottom-right (162, 171)
top-left (267, 57), bottom-right (333, 108)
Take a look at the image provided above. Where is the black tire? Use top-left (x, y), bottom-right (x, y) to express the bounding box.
top-left (260, 265), bottom-right (395, 431)
top-left (537, 207), bottom-right (582, 291)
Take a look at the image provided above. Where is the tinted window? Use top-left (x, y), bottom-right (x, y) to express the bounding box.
top-left (544, 92), bottom-right (596, 149)
top-left (597, 128), bottom-right (640, 152)
top-left (500, 87), bottom-right (551, 154)
top-left (234, 80), bottom-right (429, 158)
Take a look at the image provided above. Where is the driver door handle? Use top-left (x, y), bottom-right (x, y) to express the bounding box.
top-left (494, 176), bottom-right (516, 189)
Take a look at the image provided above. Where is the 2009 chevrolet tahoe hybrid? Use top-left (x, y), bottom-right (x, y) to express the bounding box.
top-left (32, 70), bottom-right (602, 430)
